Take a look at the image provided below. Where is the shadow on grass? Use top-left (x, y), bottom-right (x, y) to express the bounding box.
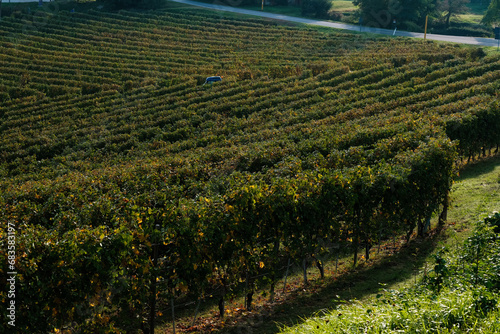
top-left (455, 153), bottom-right (500, 181)
top-left (217, 230), bottom-right (445, 334)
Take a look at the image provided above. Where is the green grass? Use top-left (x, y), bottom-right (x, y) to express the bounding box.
top-left (330, 0), bottom-right (357, 13)
top-left (449, 155), bottom-right (500, 229)
top-left (456, 13), bottom-right (484, 25)
top-left (279, 287), bottom-right (500, 333)
top-left (465, 2), bottom-right (490, 16)
top-left (456, 2), bottom-right (489, 24)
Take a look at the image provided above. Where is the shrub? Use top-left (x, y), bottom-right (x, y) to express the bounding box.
top-left (484, 212), bottom-right (500, 234)
top-left (301, 0), bottom-right (332, 18)
top-left (430, 22), bottom-right (493, 38)
top-left (110, 0), bottom-right (165, 9)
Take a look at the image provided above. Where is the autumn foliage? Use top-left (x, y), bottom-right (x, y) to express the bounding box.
top-left (0, 4), bottom-right (499, 332)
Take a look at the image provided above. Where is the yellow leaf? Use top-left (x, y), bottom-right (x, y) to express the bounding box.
top-left (259, 261), bottom-right (265, 269)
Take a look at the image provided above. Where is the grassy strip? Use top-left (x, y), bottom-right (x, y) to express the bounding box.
top-left (449, 155), bottom-right (500, 230)
top-left (280, 286), bottom-right (500, 333)
top-left (278, 224), bottom-right (500, 333)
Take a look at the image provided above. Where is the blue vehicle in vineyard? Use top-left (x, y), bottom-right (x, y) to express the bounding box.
top-left (203, 76), bottom-right (222, 85)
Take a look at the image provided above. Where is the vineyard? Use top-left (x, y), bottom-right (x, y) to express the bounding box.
top-left (1, 2), bottom-right (500, 333)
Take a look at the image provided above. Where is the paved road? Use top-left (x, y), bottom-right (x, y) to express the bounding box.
top-left (171, 0), bottom-right (499, 47)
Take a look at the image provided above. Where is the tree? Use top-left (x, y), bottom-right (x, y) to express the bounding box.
top-left (398, 0), bottom-right (439, 27)
top-left (482, 0), bottom-right (500, 26)
top-left (438, 0), bottom-right (470, 27)
top-left (301, 0), bottom-right (332, 18)
top-left (353, 0), bottom-right (436, 29)
top-left (354, 0), bottom-right (395, 28)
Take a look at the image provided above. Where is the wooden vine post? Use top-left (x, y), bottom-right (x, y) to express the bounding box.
top-left (302, 258), bottom-right (308, 285)
top-left (149, 224), bottom-right (161, 334)
top-left (282, 258), bottom-right (291, 293)
top-left (269, 238), bottom-right (280, 302)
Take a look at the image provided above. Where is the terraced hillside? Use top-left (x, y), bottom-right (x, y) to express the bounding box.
top-left (0, 4), bottom-right (499, 333)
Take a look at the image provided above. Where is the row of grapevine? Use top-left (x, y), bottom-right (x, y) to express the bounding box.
top-left (2, 56), bottom-right (498, 172)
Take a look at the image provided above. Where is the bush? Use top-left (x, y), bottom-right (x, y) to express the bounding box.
top-left (485, 212), bottom-right (500, 234)
top-left (430, 22), bottom-right (493, 38)
top-left (274, 0), bottom-right (289, 6)
top-left (301, 0), bottom-right (332, 18)
top-left (401, 20), bottom-right (423, 33)
top-left (111, 0), bottom-right (165, 9)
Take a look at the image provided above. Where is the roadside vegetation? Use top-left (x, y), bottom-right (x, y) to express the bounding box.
top-left (1, 0), bottom-right (497, 36)
top-left (211, 0), bottom-right (497, 37)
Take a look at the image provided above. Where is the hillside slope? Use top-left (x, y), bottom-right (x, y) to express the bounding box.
top-left (0, 4), bottom-right (499, 332)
